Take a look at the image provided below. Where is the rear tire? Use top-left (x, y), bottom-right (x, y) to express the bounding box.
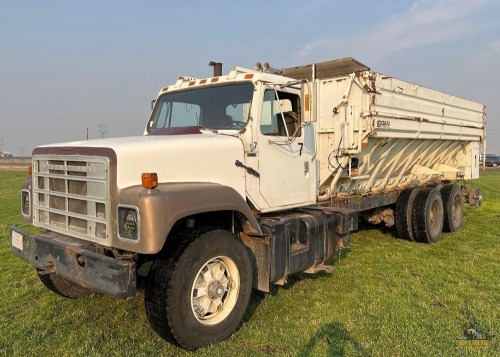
top-left (395, 187), bottom-right (420, 241)
top-left (37, 270), bottom-right (94, 299)
top-left (145, 229), bottom-right (253, 350)
top-left (412, 188), bottom-right (444, 243)
top-left (440, 184), bottom-right (463, 232)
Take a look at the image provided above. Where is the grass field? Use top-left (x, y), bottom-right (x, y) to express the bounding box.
top-left (0, 170), bottom-right (498, 356)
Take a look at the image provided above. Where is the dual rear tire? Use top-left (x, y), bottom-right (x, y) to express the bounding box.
top-left (396, 184), bottom-right (463, 243)
top-left (440, 184), bottom-right (464, 232)
top-left (412, 187), bottom-right (444, 243)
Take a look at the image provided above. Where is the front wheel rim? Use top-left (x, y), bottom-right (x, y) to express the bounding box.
top-left (190, 256), bottom-right (240, 325)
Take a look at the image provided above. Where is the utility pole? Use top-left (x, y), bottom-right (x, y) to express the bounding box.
top-left (99, 124), bottom-right (108, 138)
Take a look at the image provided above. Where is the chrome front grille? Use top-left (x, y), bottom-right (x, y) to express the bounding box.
top-left (32, 155), bottom-right (110, 244)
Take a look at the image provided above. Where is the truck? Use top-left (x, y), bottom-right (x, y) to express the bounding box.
top-left (9, 57), bottom-right (485, 350)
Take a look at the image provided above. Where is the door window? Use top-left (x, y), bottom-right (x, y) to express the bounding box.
top-left (260, 89), bottom-right (301, 137)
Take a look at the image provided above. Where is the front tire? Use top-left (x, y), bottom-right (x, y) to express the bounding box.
top-left (145, 229), bottom-right (252, 350)
top-left (37, 270), bottom-right (94, 299)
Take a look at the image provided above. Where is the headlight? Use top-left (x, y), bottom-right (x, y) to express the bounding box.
top-left (124, 211), bottom-right (137, 235)
top-left (118, 206), bottom-right (139, 241)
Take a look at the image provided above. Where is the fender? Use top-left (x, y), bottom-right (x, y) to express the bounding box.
top-left (115, 182), bottom-right (263, 254)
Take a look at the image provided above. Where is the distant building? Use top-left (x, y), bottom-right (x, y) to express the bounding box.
top-left (0, 151), bottom-right (13, 157)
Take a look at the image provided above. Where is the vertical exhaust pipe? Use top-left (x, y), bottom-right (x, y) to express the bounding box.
top-left (208, 61), bottom-right (222, 77)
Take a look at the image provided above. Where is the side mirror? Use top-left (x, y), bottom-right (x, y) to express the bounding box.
top-left (151, 99), bottom-right (156, 111)
top-left (301, 81), bottom-right (315, 122)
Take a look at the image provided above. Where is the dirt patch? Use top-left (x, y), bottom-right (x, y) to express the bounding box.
top-left (0, 166), bottom-right (29, 171)
top-left (0, 158), bottom-right (31, 171)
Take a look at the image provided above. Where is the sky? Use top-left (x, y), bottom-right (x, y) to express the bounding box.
top-left (1, 0), bottom-right (499, 156)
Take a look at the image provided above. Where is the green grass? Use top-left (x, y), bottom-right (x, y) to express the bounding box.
top-left (0, 171), bottom-right (499, 356)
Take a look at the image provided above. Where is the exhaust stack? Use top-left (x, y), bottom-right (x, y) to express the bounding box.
top-left (208, 61), bottom-right (222, 77)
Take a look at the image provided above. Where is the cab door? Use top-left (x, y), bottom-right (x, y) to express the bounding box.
top-left (255, 85), bottom-right (317, 211)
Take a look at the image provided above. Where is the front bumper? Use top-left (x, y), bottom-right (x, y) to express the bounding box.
top-left (9, 226), bottom-right (136, 299)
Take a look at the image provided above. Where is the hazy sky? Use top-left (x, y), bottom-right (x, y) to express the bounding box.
top-left (1, 0), bottom-right (499, 156)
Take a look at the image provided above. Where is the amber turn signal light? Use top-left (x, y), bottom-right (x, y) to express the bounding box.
top-left (141, 173), bottom-right (158, 189)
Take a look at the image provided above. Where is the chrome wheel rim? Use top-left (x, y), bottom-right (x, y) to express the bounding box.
top-left (430, 199), bottom-right (442, 236)
top-left (190, 256), bottom-right (240, 325)
top-left (452, 193), bottom-right (463, 225)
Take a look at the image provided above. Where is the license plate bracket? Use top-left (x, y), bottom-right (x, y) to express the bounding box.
top-left (11, 230), bottom-right (24, 251)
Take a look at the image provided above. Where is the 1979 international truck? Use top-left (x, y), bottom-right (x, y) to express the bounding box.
top-left (10, 57), bottom-right (484, 349)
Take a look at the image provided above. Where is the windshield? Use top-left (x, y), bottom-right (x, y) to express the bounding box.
top-left (147, 83), bottom-right (253, 134)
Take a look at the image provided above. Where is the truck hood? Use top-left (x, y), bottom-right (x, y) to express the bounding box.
top-left (36, 134), bottom-right (246, 196)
